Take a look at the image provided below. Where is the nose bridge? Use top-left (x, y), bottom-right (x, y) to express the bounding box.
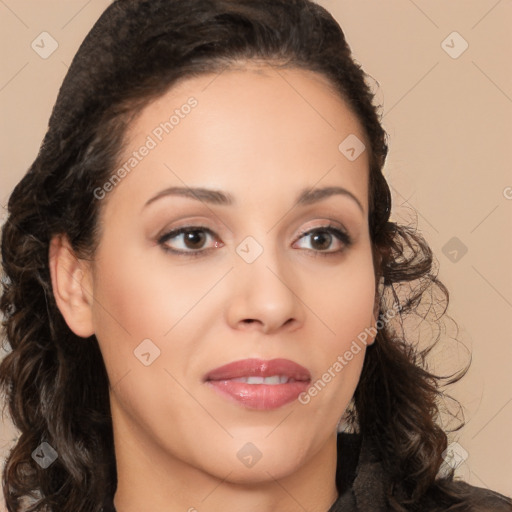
top-left (227, 231), bottom-right (303, 332)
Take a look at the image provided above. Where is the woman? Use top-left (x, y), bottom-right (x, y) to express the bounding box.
top-left (0, 1), bottom-right (510, 511)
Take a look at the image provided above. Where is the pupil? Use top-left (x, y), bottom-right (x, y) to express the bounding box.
top-left (185, 230), bottom-right (206, 249)
top-left (311, 231), bottom-right (331, 250)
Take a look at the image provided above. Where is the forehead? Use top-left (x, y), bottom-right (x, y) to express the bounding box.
top-left (128, 63), bottom-right (367, 146)
top-left (109, 64), bottom-right (370, 211)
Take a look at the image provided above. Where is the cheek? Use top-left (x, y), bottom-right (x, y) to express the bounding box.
top-left (88, 241), bottom-right (204, 384)
top-left (90, 243), bottom-right (215, 337)
top-left (309, 249), bottom-right (376, 348)
top-left (300, 247), bottom-right (375, 407)
top-left (88, 237), bottom-right (238, 395)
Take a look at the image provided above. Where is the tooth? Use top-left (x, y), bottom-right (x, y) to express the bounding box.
top-left (246, 376), bottom-right (265, 384)
top-left (263, 375), bottom-right (282, 385)
top-left (229, 375), bottom-right (290, 384)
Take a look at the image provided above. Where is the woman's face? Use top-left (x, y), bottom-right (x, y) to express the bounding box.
top-left (80, 64), bottom-right (377, 483)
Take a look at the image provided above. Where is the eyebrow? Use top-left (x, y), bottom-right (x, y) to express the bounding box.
top-left (144, 185), bottom-right (364, 213)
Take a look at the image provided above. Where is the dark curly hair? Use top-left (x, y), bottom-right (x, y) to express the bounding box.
top-left (0, 0), bottom-right (496, 510)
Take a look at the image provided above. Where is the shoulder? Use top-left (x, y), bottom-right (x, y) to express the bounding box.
top-left (334, 432), bottom-right (512, 511)
top-left (451, 480), bottom-right (512, 511)
top-left (421, 479), bottom-right (512, 511)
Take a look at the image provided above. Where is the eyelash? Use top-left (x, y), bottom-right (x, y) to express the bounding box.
top-left (157, 223), bottom-right (352, 259)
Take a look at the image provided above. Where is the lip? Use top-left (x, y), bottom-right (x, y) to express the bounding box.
top-left (204, 358), bottom-right (311, 410)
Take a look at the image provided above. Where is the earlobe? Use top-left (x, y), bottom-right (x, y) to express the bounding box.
top-left (48, 235), bottom-right (95, 338)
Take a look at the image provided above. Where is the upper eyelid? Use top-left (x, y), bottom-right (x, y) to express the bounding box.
top-left (296, 223), bottom-right (347, 237)
top-left (159, 222), bottom-right (348, 238)
top-left (157, 225), bottom-right (215, 242)
top-left (160, 214), bottom-right (350, 235)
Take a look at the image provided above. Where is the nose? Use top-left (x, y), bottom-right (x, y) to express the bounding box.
top-left (225, 246), bottom-right (305, 335)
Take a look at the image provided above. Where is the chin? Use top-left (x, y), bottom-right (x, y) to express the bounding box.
top-left (201, 437), bottom-right (311, 483)
top-left (219, 458), bottom-right (305, 485)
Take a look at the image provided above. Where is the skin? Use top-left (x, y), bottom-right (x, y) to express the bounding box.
top-left (50, 63), bottom-right (378, 512)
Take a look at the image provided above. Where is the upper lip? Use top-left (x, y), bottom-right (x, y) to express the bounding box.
top-left (204, 358), bottom-right (311, 382)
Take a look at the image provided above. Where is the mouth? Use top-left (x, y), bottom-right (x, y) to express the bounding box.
top-left (204, 358), bottom-right (312, 410)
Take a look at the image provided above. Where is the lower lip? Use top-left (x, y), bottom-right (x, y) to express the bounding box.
top-left (205, 380), bottom-right (310, 410)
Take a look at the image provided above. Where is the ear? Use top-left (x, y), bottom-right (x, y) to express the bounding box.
top-left (48, 234), bottom-right (95, 338)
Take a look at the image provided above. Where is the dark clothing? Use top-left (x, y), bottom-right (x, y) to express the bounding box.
top-left (102, 432), bottom-right (512, 511)
top-left (328, 433), bottom-right (512, 511)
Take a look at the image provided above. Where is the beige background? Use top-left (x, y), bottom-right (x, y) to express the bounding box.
top-left (0, 0), bottom-right (511, 507)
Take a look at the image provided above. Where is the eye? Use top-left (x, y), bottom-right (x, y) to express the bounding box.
top-left (157, 223), bottom-right (352, 258)
top-left (158, 226), bottom-right (222, 257)
top-left (293, 224), bottom-right (352, 256)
